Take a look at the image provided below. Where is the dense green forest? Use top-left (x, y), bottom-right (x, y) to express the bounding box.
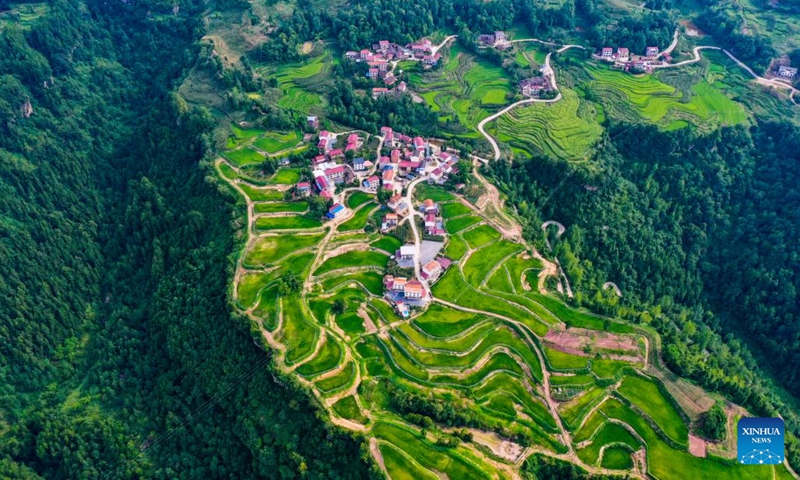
top-left (0, 0), bottom-right (373, 477)
top-left (485, 120), bottom-right (800, 471)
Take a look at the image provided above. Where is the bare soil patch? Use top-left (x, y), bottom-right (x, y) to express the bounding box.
top-left (680, 20), bottom-right (706, 37)
top-left (544, 328), bottom-right (641, 358)
top-left (688, 434), bottom-right (707, 457)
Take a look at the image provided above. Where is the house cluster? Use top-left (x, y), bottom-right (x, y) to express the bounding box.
top-left (363, 126), bottom-right (460, 196)
top-left (776, 65), bottom-right (797, 80)
top-left (519, 76), bottom-right (551, 97)
top-left (478, 31), bottom-right (510, 49)
top-left (346, 38), bottom-right (441, 66)
top-left (345, 38), bottom-right (440, 98)
top-left (304, 130), bottom-right (361, 200)
top-left (599, 46), bottom-right (662, 73)
top-left (420, 199), bottom-right (445, 236)
top-left (382, 274), bottom-right (429, 318)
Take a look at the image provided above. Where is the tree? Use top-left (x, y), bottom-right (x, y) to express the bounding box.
top-left (699, 404), bottom-right (727, 441)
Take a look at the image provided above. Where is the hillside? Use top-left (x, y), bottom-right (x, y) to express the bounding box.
top-left (2, 0), bottom-right (800, 477)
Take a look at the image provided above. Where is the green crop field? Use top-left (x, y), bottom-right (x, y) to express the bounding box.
top-left (583, 63), bottom-right (748, 129)
top-left (321, 271), bottom-right (384, 296)
top-left (243, 233), bottom-right (324, 265)
top-left (224, 147), bottom-right (264, 166)
top-left (371, 235), bottom-right (402, 253)
top-left (253, 201), bottom-right (308, 214)
top-left (379, 443), bottom-right (439, 480)
top-left (339, 203), bottom-right (378, 231)
top-left (253, 131), bottom-right (300, 153)
top-left (269, 51), bottom-right (332, 114)
top-left (601, 446), bottom-right (634, 470)
top-left (462, 224), bottom-right (501, 249)
top-left (238, 184), bottom-right (284, 201)
top-left (254, 215), bottom-right (323, 231)
top-left (347, 191), bottom-right (373, 208)
top-left (314, 250), bottom-right (389, 275)
top-left (445, 215), bottom-right (481, 234)
top-left (270, 168), bottom-right (302, 185)
top-left (441, 201), bottom-right (472, 218)
top-left (618, 375), bottom-right (688, 445)
top-left (443, 234), bottom-right (468, 260)
top-left (492, 89), bottom-right (603, 160)
top-left (462, 240), bottom-right (522, 287)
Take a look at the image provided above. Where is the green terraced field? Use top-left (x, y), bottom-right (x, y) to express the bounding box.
top-left (314, 250), bottom-right (389, 275)
top-left (237, 184), bottom-right (284, 201)
top-left (253, 131), bottom-right (300, 153)
top-left (492, 89), bottom-right (603, 160)
top-left (255, 215), bottom-right (323, 231)
top-left (584, 63), bottom-right (748, 128)
top-left (270, 51), bottom-right (332, 114)
top-left (223, 146), bottom-right (264, 166)
top-left (253, 201), bottom-right (307, 214)
top-left (243, 233), bottom-right (324, 265)
top-left (270, 168), bottom-right (302, 184)
top-left (216, 134), bottom-right (787, 479)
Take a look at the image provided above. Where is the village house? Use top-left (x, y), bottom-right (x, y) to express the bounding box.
top-left (324, 165), bottom-right (346, 184)
top-left (423, 53), bottom-right (441, 66)
top-left (388, 194), bottom-right (408, 214)
top-left (397, 81), bottom-right (407, 93)
top-left (421, 199), bottom-right (438, 214)
top-left (307, 115), bottom-right (319, 130)
top-left (383, 73), bottom-right (397, 86)
top-left (296, 181), bottom-right (311, 197)
top-left (778, 65), bottom-right (798, 79)
top-left (602, 47), bottom-right (613, 58)
top-left (398, 245), bottom-right (415, 261)
top-left (328, 148), bottom-right (344, 160)
top-left (364, 175), bottom-right (380, 190)
top-left (381, 212), bottom-right (398, 232)
top-left (478, 31), bottom-right (507, 48)
top-left (617, 47), bottom-right (629, 59)
top-left (404, 279), bottom-right (424, 299)
top-left (367, 68), bottom-right (379, 78)
top-left (421, 260), bottom-right (442, 282)
top-left (520, 77), bottom-right (547, 97)
top-left (352, 157), bottom-right (366, 171)
top-left (372, 87), bottom-right (389, 98)
top-left (645, 46), bottom-right (659, 57)
top-left (327, 203), bottom-right (346, 219)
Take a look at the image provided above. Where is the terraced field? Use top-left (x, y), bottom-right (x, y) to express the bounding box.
top-left (490, 89), bottom-right (603, 160)
top-left (583, 63), bottom-right (748, 128)
top-left (215, 93), bottom-right (791, 479)
top-left (267, 50), bottom-right (334, 115)
top-left (407, 44), bottom-right (514, 138)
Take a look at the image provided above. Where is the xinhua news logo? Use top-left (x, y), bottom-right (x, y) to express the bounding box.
top-left (738, 417), bottom-right (784, 465)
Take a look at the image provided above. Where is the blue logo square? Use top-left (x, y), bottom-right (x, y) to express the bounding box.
top-left (738, 417), bottom-right (784, 465)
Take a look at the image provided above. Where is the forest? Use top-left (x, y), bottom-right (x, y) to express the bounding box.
top-left (0, 0), bottom-right (374, 477)
top-left (485, 120), bottom-right (800, 472)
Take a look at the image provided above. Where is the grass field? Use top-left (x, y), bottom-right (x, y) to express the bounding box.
top-left (278, 294), bottom-right (320, 364)
top-left (321, 271), bottom-right (384, 296)
top-left (331, 395), bottom-right (368, 424)
top-left (407, 44), bottom-right (513, 137)
top-left (315, 361), bottom-right (356, 393)
top-left (492, 89), bottom-right (603, 160)
top-left (295, 335), bottom-right (343, 377)
top-left (314, 250), bottom-right (388, 276)
top-left (255, 215), bottom-right (323, 231)
top-left (543, 346), bottom-right (589, 371)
